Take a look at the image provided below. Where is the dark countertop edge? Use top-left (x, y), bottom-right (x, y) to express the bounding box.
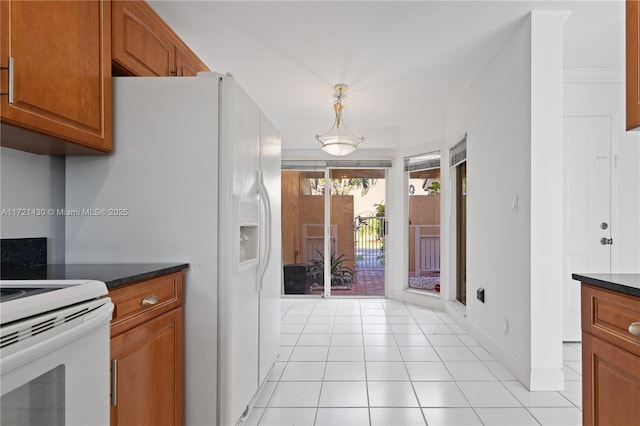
top-left (103, 263), bottom-right (190, 289)
top-left (1, 263), bottom-right (189, 290)
top-left (572, 273), bottom-right (640, 298)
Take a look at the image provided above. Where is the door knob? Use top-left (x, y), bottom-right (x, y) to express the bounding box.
top-left (600, 238), bottom-right (613, 245)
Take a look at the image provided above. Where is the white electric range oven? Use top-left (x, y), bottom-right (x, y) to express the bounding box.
top-left (0, 279), bottom-right (114, 425)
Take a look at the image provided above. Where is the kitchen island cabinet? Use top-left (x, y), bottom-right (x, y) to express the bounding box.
top-left (0, 0), bottom-right (112, 154)
top-left (627, 0), bottom-right (640, 130)
top-left (575, 273), bottom-right (640, 425)
top-left (109, 270), bottom-right (184, 426)
top-left (112, 0), bottom-right (208, 77)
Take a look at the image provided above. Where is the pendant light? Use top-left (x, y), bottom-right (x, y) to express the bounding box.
top-left (315, 84), bottom-right (365, 156)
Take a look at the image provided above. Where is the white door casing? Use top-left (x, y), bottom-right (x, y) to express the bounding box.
top-left (562, 115), bottom-right (612, 341)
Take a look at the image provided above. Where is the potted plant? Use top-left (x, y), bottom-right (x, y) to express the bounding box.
top-left (306, 250), bottom-right (355, 288)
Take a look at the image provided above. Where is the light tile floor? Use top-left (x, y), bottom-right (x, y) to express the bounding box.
top-left (246, 298), bottom-right (582, 426)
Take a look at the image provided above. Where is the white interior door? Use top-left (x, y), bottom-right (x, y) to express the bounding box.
top-left (562, 116), bottom-right (612, 341)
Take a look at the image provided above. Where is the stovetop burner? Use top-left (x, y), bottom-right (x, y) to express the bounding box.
top-left (0, 286), bottom-right (64, 304)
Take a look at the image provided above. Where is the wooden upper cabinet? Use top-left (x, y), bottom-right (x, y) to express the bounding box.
top-left (112, 0), bottom-right (208, 77)
top-left (175, 45), bottom-right (207, 77)
top-left (627, 0), bottom-right (640, 131)
top-left (112, 0), bottom-right (174, 76)
top-left (0, 0), bottom-right (112, 154)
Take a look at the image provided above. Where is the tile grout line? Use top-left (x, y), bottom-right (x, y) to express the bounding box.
top-left (313, 299), bottom-right (337, 425)
top-left (269, 299), bottom-right (582, 425)
top-left (402, 301), bottom-right (434, 425)
top-left (360, 301), bottom-right (373, 426)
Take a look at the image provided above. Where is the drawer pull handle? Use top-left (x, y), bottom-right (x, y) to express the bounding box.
top-left (141, 295), bottom-right (159, 307)
top-left (628, 322), bottom-right (640, 336)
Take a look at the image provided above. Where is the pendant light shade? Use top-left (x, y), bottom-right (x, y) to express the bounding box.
top-left (315, 84), bottom-right (365, 156)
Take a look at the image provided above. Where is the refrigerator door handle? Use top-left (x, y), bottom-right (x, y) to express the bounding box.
top-left (257, 171), bottom-right (272, 289)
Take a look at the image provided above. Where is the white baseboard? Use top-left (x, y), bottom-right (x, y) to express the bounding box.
top-left (388, 288), bottom-right (445, 311)
top-left (529, 368), bottom-right (565, 391)
top-left (444, 304), bottom-right (564, 391)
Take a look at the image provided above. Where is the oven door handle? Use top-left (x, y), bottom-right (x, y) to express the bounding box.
top-left (0, 302), bottom-right (114, 375)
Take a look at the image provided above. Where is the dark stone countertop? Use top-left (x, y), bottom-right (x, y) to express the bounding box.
top-left (1, 263), bottom-right (189, 289)
top-left (572, 273), bottom-right (640, 298)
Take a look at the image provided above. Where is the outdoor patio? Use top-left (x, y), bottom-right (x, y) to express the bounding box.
top-left (310, 269), bottom-right (385, 297)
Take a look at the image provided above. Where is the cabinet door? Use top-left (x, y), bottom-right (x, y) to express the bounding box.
top-left (112, 0), bottom-right (175, 76)
top-left (582, 333), bottom-right (640, 425)
top-left (111, 307), bottom-right (184, 426)
top-left (175, 47), bottom-right (207, 77)
top-left (627, 0), bottom-right (640, 130)
top-left (0, 0), bottom-right (112, 154)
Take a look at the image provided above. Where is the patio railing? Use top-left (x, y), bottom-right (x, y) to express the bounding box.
top-left (354, 216), bottom-right (385, 270)
top-left (411, 224), bottom-right (440, 275)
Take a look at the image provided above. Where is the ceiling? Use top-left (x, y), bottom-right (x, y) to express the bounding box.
top-left (149, 1), bottom-right (624, 147)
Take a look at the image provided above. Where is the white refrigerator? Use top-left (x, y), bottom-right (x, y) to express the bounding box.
top-left (65, 74), bottom-right (282, 426)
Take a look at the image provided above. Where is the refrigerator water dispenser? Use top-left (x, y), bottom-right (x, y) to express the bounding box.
top-left (235, 196), bottom-right (259, 270)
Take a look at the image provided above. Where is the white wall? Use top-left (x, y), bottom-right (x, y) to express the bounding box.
top-left (529, 11), bottom-right (568, 390)
top-left (0, 147), bottom-right (65, 262)
top-left (446, 14), bottom-right (534, 386)
top-left (442, 12), bottom-right (568, 390)
top-left (399, 116), bottom-right (447, 149)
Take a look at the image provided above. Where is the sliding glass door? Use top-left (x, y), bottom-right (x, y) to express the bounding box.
top-left (329, 169), bottom-right (386, 297)
top-left (281, 170), bottom-right (325, 295)
top-left (281, 162), bottom-right (388, 297)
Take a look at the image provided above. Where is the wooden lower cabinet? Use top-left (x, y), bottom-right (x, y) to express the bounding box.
top-left (581, 284), bottom-right (640, 425)
top-left (582, 333), bottom-right (640, 425)
top-left (109, 272), bottom-right (184, 426)
top-left (111, 308), bottom-right (183, 426)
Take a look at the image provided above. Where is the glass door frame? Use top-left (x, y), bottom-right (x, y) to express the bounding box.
top-left (280, 168), bottom-right (326, 298)
top-left (455, 161), bottom-right (467, 305)
top-left (323, 167), bottom-right (331, 298)
top-left (280, 162), bottom-right (390, 299)
top-left (403, 151), bottom-right (442, 296)
top-left (325, 167), bottom-right (389, 299)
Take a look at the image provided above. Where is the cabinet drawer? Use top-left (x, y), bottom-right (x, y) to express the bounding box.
top-left (582, 284), bottom-right (640, 357)
top-left (109, 271), bottom-right (184, 336)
